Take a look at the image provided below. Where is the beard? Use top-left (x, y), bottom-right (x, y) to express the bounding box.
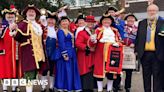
top-left (27, 15), bottom-right (36, 21)
top-left (147, 14), bottom-right (158, 21)
top-left (7, 18), bottom-right (15, 24)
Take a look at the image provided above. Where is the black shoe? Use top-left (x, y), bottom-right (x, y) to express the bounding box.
top-left (12, 87), bottom-right (20, 92)
top-left (3, 90), bottom-right (8, 92)
top-left (82, 89), bottom-right (94, 92)
top-left (113, 89), bottom-right (118, 92)
top-left (41, 89), bottom-right (46, 92)
top-left (126, 88), bottom-right (131, 92)
top-left (49, 88), bottom-right (54, 92)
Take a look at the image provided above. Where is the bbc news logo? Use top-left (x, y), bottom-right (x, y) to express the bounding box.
top-left (2, 79), bottom-right (48, 86)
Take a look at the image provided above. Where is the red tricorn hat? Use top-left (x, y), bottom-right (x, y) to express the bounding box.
top-left (85, 15), bottom-right (96, 23)
top-left (22, 4), bottom-right (41, 16)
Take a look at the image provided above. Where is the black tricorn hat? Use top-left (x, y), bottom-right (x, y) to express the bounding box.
top-left (47, 11), bottom-right (58, 22)
top-left (124, 13), bottom-right (138, 21)
top-left (75, 14), bottom-right (86, 24)
top-left (107, 6), bottom-right (118, 12)
top-left (100, 13), bottom-right (115, 25)
top-left (59, 16), bottom-right (70, 23)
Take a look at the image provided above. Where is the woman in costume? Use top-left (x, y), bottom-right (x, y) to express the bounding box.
top-left (54, 16), bottom-right (81, 91)
top-left (75, 15), bottom-right (96, 92)
top-left (122, 14), bottom-right (138, 92)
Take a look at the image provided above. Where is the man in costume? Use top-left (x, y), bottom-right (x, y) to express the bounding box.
top-left (106, 6), bottom-right (125, 91)
top-left (9, 5), bottom-right (46, 92)
top-left (135, 4), bottom-right (164, 92)
top-left (106, 6), bottom-right (125, 39)
top-left (0, 7), bottom-right (22, 92)
top-left (89, 14), bottom-right (122, 92)
top-left (74, 14), bottom-right (86, 39)
top-left (75, 15), bottom-right (96, 92)
top-left (0, 9), bottom-right (22, 92)
top-left (40, 11), bottom-right (58, 92)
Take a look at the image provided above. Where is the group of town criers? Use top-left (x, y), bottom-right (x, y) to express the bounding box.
top-left (0, 3), bottom-right (164, 92)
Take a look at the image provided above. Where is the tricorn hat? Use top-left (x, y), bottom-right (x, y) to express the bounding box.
top-left (47, 11), bottom-right (58, 22)
top-left (59, 16), bottom-right (70, 23)
top-left (75, 14), bottom-right (86, 24)
top-left (124, 13), bottom-right (138, 21)
top-left (22, 4), bottom-right (41, 16)
top-left (107, 6), bottom-right (118, 12)
top-left (100, 13), bottom-right (115, 25)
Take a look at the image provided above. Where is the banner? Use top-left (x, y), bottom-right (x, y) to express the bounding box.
top-left (122, 46), bottom-right (136, 69)
top-left (106, 45), bottom-right (123, 74)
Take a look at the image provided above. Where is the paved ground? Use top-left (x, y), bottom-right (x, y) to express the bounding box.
top-left (0, 71), bottom-right (144, 92)
top-left (121, 71), bottom-right (144, 92)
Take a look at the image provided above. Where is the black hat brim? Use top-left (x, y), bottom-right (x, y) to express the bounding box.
top-left (107, 7), bottom-right (118, 12)
top-left (22, 6), bottom-right (41, 16)
top-left (75, 15), bottom-right (86, 24)
top-left (59, 16), bottom-right (70, 23)
top-left (100, 15), bottom-right (115, 25)
top-left (47, 13), bottom-right (58, 22)
top-left (124, 14), bottom-right (138, 21)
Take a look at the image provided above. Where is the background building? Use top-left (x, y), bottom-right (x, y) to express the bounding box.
top-left (64, 0), bottom-right (164, 20)
top-left (125, 0), bottom-right (164, 19)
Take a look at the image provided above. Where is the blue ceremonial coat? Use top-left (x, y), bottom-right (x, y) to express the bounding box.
top-left (46, 36), bottom-right (56, 60)
top-left (113, 18), bottom-right (125, 39)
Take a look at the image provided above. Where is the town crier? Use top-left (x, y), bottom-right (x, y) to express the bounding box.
top-left (0, 8), bottom-right (22, 92)
top-left (89, 14), bottom-right (122, 92)
top-left (75, 15), bottom-right (96, 92)
top-left (9, 5), bottom-right (46, 92)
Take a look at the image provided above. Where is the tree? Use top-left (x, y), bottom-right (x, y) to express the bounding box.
top-left (0, 0), bottom-right (58, 12)
top-left (92, 0), bottom-right (115, 5)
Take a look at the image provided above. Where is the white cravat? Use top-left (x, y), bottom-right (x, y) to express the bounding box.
top-left (99, 26), bottom-right (116, 43)
top-left (47, 26), bottom-right (57, 39)
top-left (31, 21), bottom-right (43, 36)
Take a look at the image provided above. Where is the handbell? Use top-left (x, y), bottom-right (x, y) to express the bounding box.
top-left (40, 8), bottom-right (47, 16)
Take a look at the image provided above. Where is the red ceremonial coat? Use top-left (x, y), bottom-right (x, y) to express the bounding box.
top-left (0, 27), bottom-right (22, 78)
top-left (89, 26), bottom-right (122, 78)
top-left (75, 28), bottom-right (94, 75)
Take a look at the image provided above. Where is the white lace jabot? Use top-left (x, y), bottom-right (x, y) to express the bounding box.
top-left (99, 26), bottom-right (116, 43)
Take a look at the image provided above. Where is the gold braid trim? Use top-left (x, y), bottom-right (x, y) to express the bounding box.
top-left (1, 27), bottom-right (8, 38)
top-left (16, 27), bottom-right (30, 36)
top-left (20, 39), bottom-right (30, 47)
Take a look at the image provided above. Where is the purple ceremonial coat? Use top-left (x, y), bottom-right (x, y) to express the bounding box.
top-left (14, 20), bottom-right (48, 73)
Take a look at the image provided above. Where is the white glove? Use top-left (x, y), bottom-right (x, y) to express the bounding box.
top-left (130, 43), bottom-right (135, 48)
top-left (90, 34), bottom-right (97, 43)
top-left (9, 23), bottom-right (17, 31)
top-left (112, 43), bottom-right (119, 47)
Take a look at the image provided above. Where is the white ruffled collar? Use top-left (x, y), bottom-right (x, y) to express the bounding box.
top-left (75, 26), bottom-right (86, 39)
top-left (27, 19), bottom-right (43, 36)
